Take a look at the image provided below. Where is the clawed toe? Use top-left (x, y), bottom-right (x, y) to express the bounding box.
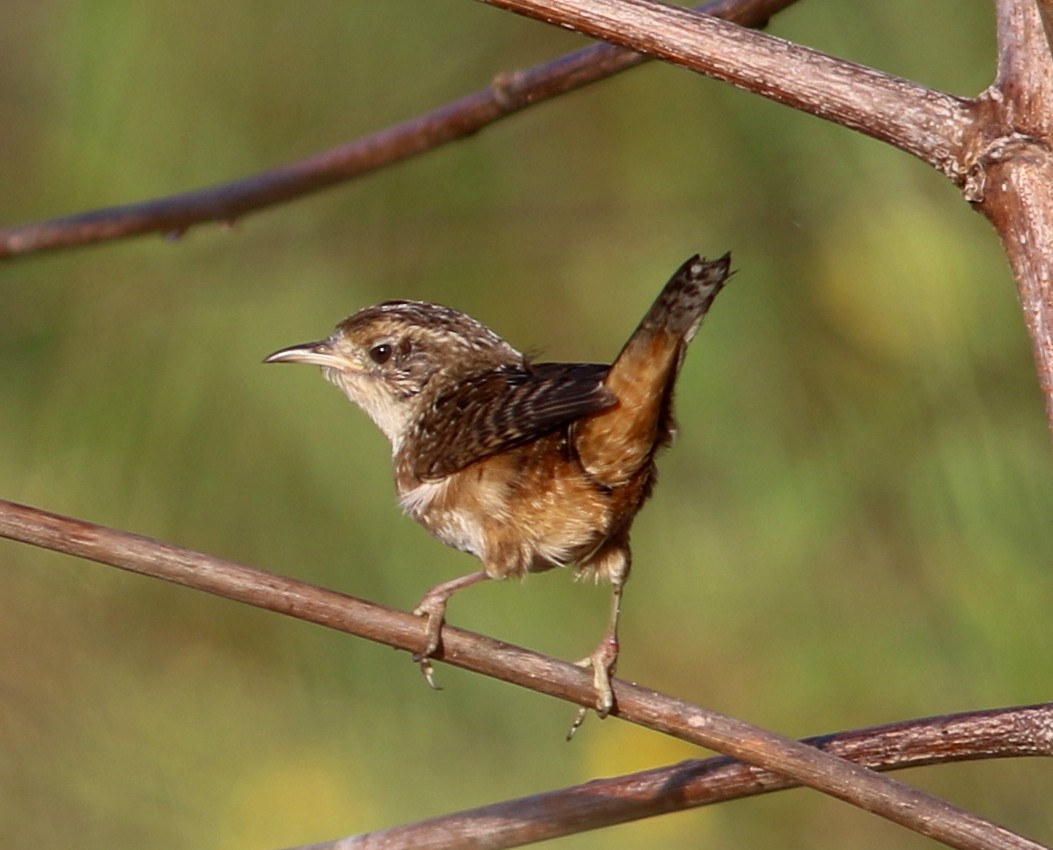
top-left (415, 655), bottom-right (442, 690)
top-left (576, 633), bottom-right (619, 712)
top-left (408, 570), bottom-right (491, 690)
top-left (411, 595), bottom-right (448, 689)
top-left (567, 637), bottom-right (620, 739)
top-left (412, 595), bottom-right (447, 657)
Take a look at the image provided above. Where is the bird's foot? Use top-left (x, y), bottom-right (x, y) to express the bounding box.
top-left (567, 634), bottom-right (619, 740)
top-left (412, 592), bottom-right (449, 690)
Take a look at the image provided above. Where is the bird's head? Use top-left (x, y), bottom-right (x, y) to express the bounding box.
top-left (265, 300), bottom-right (522, 451)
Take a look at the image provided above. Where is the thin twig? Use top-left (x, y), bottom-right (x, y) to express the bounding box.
top-left (0, 498), bottom-right (1043, 850)
top-left (0, 0), bottom-right (797, 259)
top-left (291, 704), bottom-right (1053, 850)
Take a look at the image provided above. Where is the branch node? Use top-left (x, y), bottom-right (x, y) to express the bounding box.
top-left (963, 131), bottom-right (1050, 204)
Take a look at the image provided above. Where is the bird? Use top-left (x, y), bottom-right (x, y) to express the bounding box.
top-left (265, 253), bottom-right (732, 722)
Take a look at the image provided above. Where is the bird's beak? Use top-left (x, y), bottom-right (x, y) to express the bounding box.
top-left (264, 340), bottom-right (347, 368)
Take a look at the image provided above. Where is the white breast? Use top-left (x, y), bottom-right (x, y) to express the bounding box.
top-left (398, 477), bottom-right (487, 560)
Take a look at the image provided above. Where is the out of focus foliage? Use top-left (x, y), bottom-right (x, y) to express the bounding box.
top-left (1, 2), bottom-right (1050, 848)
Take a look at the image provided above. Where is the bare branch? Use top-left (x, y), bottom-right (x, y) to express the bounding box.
top-left (0, 0), bottom-right (797, 259)
top-left (0, 498), bottom-right (1043, 850)
top-left (292, 704), bottom-right (1053, 850)
top-left (472, 0), bottom-right (1053, 445)
top-left (475, 0), bottom-right (976, 181)
top-left (975, 0), bottom-right (1053, 432)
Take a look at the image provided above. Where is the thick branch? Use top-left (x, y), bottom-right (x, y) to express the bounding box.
top-left (974, 0), bottom-right (1053, 431)
top-left (0, 498), bottom-right (1043, 850)
top-left (297, 704), bottom-right (1053, 850)
top-left (0, 0), bottom-right (797, 259)
top-left (475, 0), bottom-right (976, 180)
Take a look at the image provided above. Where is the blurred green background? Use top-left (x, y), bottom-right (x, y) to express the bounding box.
top-left (2, 2), bottom-right (1051, 848)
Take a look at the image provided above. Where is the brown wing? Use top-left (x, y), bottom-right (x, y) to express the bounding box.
top-left (413, 362), bottom-right (615, 479)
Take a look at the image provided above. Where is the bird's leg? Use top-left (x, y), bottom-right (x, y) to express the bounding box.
top-left (568, 559), bottom-right (629, 738)
top-left (412, 569), bottom-right (490, 688)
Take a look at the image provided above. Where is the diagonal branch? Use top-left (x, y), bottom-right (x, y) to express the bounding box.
top-left (0, 0), bottom-right (797, 259)
top-left (293, 704), bottom-right (1053, 850)
top-left (475, 0), bottom-right (977, 180)
top-left (0, 497), bottom-right (1044, 850)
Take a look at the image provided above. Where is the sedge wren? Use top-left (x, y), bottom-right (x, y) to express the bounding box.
top-left (265, 253), bottom-right (732, 717)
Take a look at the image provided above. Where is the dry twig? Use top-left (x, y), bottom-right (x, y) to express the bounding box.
top-left (0, 498), bottom-right (1044, 850)
top-left (292, 704), bottom-right (1053, 850)
top-left (471, 0), bottom-right (1053, 438)
top-left (0, 0), bottom-right (795, 259)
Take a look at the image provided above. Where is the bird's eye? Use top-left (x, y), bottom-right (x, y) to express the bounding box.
top-left (368, 343), bottom-right (393, 364)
